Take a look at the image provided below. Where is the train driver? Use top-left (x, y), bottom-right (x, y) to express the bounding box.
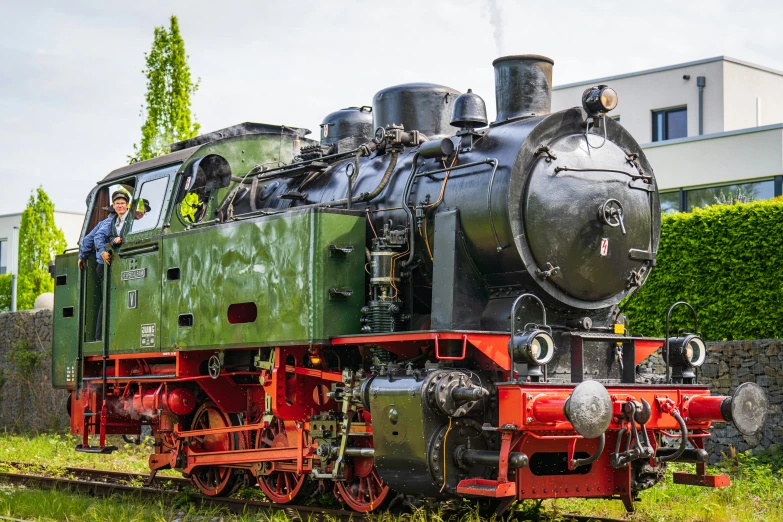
top-left (76, 189), bottom-right (130, 340)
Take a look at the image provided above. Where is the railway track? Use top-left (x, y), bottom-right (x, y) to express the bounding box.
top-left (0, 462), bottom-right (626, 522)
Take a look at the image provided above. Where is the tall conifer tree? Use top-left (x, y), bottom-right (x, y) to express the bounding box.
top-left (132, 16), bottom-right (200, 161)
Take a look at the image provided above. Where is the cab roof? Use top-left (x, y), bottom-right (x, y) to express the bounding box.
top-left (101, 122), bottom-right (311, 184)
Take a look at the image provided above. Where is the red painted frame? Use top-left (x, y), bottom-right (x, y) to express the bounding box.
top-left (69, 333), bottom-right (731, 509)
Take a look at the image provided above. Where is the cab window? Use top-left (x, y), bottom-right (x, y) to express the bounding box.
top-left (130, 176), bottom-right (169, 234)
top-left (83, 181), bottom-right (136, 238)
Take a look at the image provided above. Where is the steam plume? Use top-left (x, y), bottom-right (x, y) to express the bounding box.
top-left (486, 0), bottom-right (505, 56)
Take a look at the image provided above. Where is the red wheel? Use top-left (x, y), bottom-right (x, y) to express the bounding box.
top-left (335, 411), bottom-right (391, 513)
top-left (256, 418), bottom-right (314, 504)
top-left (189, 401), bottom-right (241, 497)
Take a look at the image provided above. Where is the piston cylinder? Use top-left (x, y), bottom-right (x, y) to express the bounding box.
top-left (130, 387), bottom-right (197, 417)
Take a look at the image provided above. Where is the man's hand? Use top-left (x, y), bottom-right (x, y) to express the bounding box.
top-left (101, 251), bottom-right (112, 265)
top-left (77, 259), bottom-right (86, 270)
top-left (113, 237), bottom-right (123, 246)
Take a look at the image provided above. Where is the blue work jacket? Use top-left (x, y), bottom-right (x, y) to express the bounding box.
top-left (78, 216), bottom-right (113, 264)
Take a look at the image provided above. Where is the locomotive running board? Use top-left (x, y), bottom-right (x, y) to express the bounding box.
top-left (456, 478), bottom-right (516, 497)
top-left (673, 472), bottom-right (731, 487)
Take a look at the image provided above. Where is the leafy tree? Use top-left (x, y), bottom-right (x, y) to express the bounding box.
top-left (16, 187), bottom-right (67, 310)
top-left (131, 15), bottom-right (200, 162)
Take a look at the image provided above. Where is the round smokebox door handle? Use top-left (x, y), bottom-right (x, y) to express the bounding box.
top-left (599, 199), bottom-right (626, 235)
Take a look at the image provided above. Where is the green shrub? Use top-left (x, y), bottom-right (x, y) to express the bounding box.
top-left (0, 273), bottom-right (10, 312)
top-left (625, 198), bottom-right (783, 341)
top-left (7, 340), bottom-right (43, 378)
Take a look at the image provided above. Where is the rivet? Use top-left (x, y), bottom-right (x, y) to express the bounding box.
top-left (527, 395), bottom-right (533, 401)
top-left (527, 417), bottom-right (534, 423)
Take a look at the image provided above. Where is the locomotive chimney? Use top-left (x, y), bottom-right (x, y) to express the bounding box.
top-left (492, 54), bottom-right (554, 123)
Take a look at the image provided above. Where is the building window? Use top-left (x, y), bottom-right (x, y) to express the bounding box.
top-left (652, 107), bottom-right (687, 142)
top-left (659, 191), bottom-right (680, 214)
top-left (685, 180), bottom-right (775, 211)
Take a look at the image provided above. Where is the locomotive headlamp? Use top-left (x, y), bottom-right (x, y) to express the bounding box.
top-left (511, 329), bottom-right (555, 366)
top-left (666, 334), bottom-right (706, 367)
top-left (582, 85), bottom-right (618, 116)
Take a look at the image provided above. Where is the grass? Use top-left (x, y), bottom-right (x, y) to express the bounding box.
top-left (549, 447), bottom-right (783, 522)
top-left (0, 433), bottom-right (781, 521)
top-left (0, 432), bottom-right (177, 476)
top-left (0, 486), bottom-right (297, 522)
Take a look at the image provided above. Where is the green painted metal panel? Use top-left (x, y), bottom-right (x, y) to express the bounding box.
top-left (105, 243), bottom-right (163, 353)
top-left (160, 208), bottom-right (365, 350)
top-left (52, 252), bottom-right (79, 389)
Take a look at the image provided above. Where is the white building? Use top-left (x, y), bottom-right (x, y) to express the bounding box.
top-left (0, 211), bottom-right (85, 275)
top-left (552, 56), bottom-right (783, 212)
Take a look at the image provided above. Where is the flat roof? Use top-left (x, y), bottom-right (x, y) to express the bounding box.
top-left (554, 56), bottom-right (783, 90)
top-left (641, 123), bottom-right (783, 149)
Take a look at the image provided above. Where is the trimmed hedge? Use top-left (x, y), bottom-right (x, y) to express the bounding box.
top-left (625, 198), bottom-right (783, 341)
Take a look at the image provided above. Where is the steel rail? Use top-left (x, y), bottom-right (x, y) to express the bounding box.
top-left (0, 462), bottom-right (627, 522)
top-left (0, 465), bottom-right (357, 521)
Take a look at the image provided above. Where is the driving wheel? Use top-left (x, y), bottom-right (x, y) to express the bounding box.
top-left (335, 409), bottom-right (391, 512)
top-left (256, 417), bottom-right (315, 504)
top-left (189, 401), bottom-right (241, 497)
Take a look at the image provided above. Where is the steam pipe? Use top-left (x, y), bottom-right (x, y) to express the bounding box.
top-left (250, 150), bottom-right (399, 217)
top-left (456, 447), bottom-right (529, 469)
top-left (400, 152), bottom-right (421, 267)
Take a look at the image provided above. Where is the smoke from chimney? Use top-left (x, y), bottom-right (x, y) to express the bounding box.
top-left (485, 0), bottom-right (505, 56)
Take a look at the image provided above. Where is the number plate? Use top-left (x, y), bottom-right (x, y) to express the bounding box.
top-left (122, 268), bottom-right (147, 281)
top-left (140, 323), bottom-right (156, 347)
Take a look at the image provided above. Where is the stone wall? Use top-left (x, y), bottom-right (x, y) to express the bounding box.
top-left (700, 340), bottom-right (782, 459)
top-left (0, 309), bottom-right (70, 432)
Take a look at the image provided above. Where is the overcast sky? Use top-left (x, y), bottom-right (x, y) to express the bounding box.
top-left (2, 0), bottom-right (783, 215)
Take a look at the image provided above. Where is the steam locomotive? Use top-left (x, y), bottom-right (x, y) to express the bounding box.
top-left (52, 54), bottom-right (767, 513)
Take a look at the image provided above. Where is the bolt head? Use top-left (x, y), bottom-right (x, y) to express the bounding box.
top-left (527, 417), bottom-right (534, 423)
